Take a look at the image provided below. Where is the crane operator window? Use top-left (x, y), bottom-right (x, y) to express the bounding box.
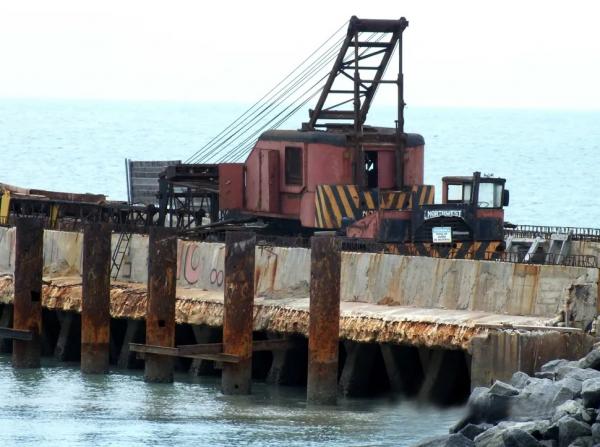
top-left (447, 183), bottom-right (472, 203)
top-left (285, 146), bottom-right (303, 185)
top-left (478, 182), bottom-right (503, 208)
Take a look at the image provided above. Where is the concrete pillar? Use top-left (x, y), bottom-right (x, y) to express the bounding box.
top-left (81, 222), bottom-right (112, 373)
top-left (144, 227), bottom-right (177, 383)
top-left (418, 348), bottom-right (446, 401)
top-left (54, 311), bottom-right (74, 361)
top-left (266, 332), bottom-right (287, 385)
top-left (0, 304), bottom-right (13, 353)
top-left (222, 231), bottom-right (256, 395)
top-left (189, 325), bottom-right (214, 376)
top-left (380, 343), bottom-right (423, 396)
top-left (117, 319), bottom-right (143, 369)
top-left (12, 217), bottom-right (43, 368)
top-left (265, 334), bottom-right (305, 386)
top-left (339, 341), bottom-right (377, 397)
top-left (307, 236), bottom-right (341, 405)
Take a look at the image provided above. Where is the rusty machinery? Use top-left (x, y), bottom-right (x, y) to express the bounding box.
top-left (0, 17), bottom-right (511, 260)
top-left (154, 16), bottom-right (509, 258)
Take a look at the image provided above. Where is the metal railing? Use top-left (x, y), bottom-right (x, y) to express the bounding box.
top-left (506, 225), bottom-right (600, 242)
top-left (258, 236), bottom-right (598, 268)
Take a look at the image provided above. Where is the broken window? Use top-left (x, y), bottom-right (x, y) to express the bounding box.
top-left (285, 146), bottom-right (303, 185)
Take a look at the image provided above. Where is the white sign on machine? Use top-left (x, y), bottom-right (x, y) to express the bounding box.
top-left (432, 227), bottom-right (452, 243)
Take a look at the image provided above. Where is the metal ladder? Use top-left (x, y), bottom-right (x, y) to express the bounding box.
top-left (545, 231), bottom-right (571, 265)
top-left (111, 232), bottom-right (132, 280)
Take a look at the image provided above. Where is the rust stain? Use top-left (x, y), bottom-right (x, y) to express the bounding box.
top-left (377, 296), bottom-right (395, 305)
top-left (0, 274), bottom-right (487, 350)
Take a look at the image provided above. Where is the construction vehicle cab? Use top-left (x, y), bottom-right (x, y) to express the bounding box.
top-left (346, 172), bottom-right (508, 247)
top-left (409, 172), bottom-right (509, 244)
top-left (442, 173), bottom-right (508, 209)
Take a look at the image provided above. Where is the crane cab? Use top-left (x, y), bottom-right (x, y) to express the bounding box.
top-left (442, 174), bottom-right (509, 209)
top-left (411, 172), bottom-right (509, 244)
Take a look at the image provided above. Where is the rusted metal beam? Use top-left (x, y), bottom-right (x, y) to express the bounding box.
top-left (144, 227), bottom-right (177, 383)
top-left (81, 222), bottom-right (111, 374)
top-left (129, 343), bottom-right (240, 363)
top-left (12, 217), bottom-right (44, 368)
top-left (307, 236), bottom-right (341, 404)
top-left (179, 339), bottom-right (293, 355)
top-left (189, 353), bottom-right (239, 363)
top-left (130, 338), bottom-right (290, 364)
top-left (131, 343), bottom-right (179, 356)
top-left (178, 343), bottom-right (222, 356)
top-left (222, 231), bottom-right (256, 395)
top-left (0, 327), bottom-right (33, 341)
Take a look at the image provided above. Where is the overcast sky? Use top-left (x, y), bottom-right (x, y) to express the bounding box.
top-left (1, 0), bottom-right (599, 109)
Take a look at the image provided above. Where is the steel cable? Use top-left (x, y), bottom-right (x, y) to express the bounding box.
top-left (217, 32), bottom-right (386, 162)
top-left (185, 20), bottom-right (349, 163)
top-left (192, 38), bottom-right (347, 163)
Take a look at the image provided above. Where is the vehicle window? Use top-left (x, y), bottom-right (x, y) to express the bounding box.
top-left (478, 182), bottom-right (502, 208)
top-left (285, 146), bottom-right (302, 185)
top-left (447, 184), bottom-right (463, 201)
top-left (462, 183), bottom-right (472, 202)
top-left (494, 183), bottom-right (503, 207)
top-left (447, 183), bottom-right (472, 203)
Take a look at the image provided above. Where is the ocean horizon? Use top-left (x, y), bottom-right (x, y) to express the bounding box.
top-left (1, 98), bottom-right (599, 228)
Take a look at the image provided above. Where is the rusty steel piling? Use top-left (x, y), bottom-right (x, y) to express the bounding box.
top-left (222, 231), bottom-right (256, 395)
top-left (81, 222), bottom-right (111, 374)
top-left (144, 227), bottom-right (177, 383)
top-left (12, 217), bottom-right (44, 368)
top-left (307, 236), bottom-right (341, 404)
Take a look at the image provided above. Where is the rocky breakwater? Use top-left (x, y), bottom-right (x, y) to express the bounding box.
top-left (415, 347), bottom-right (600, 446)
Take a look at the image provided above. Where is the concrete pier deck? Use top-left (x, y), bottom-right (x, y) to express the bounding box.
top-left (0, 226), bottom-right (598, 395)
top-left (0, 275), bottom-right (561, 350)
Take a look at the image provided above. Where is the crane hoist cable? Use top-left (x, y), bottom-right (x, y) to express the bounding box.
top-left (185, 20), bottom-right (349, 164)
top-left (215, 32), bottom-right (386, 163)
top-left (195, 37), bottom-right (346, 163)
top-left (187, 34), bottom-right (345, 164)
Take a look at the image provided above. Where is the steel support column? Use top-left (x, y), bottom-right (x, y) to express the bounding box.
top-left (144, 227), bottom-right (177, 382)
top-left (12, 217), bottom-right (43, 368)
top-left (81, 222), bottom-right (112, 374)
top-left (222, 231), bottom-right (256, 395)
top-left (307, 236), bottom-right (341, 404)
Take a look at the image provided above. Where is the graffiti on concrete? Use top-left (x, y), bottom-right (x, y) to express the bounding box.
top-left (177, 241), bottom-right (224, 289)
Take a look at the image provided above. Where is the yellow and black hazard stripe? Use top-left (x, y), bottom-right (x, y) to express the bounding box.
top-left (315, 185), bottom-right (378, 228)
top-left (379, 185), bottom-right (435, 210)
top-left (0, 190), bottom-right (10, 226)
top-left (384, 241), bottom-right (504, 260)
top-left (315, 184), bottom-right (436, 229)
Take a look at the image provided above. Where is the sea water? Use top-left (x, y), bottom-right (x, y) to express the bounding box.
top-left (1, 99), bottom-right (599, 227)
top-left (0, 355), bottom-right (462, 446)
top-left (1, 99), bottom-right (599, 445)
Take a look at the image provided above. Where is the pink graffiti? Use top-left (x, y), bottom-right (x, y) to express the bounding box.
top-left (209, 268), bottom-right (224, 286)
top-left (183, 245), bottom-right (201, 285)
top-left (176, 242), bottom-right (223, 287)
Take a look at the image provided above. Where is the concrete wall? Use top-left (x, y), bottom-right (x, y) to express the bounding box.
top-left (176, 239), bottom-right (224, 291)
top-left (255, 246), bottom-right (310, 299)
top-left (570, 240), bottom-right (600, 259)
top-left (470, 330), bottom-right (593, 388)
top-left (0, 226), bottom-right (14, 274)
top-left (0, 227), bottom-right (597, 322)
top-left (340, 251), bottom-right (598, 319)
